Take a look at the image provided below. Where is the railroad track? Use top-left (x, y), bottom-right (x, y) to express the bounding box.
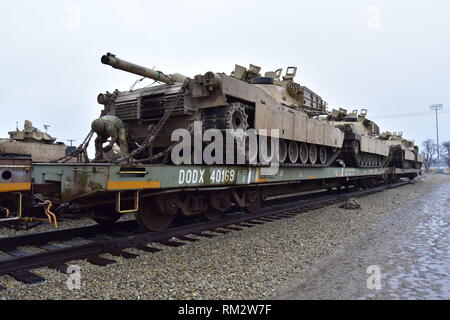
top-left (0, 180), bottom-right (410, 290)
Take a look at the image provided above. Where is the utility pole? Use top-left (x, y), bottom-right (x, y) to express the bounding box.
top-left (43, 124), bottom-right (50, 133)
top-left (67, 139), bottom-right (76, 147)
top-left (430, 104), bottom-right (443, 161)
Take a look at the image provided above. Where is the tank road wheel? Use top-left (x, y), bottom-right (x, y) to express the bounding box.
top-left (205, 191), bottom-right (233, 221)
top-left (319, 146), bottom-right (328, 165)
top-left (288, 141), bottom-right (299, 163)
top-left (259, 136), bottom-right (274, 164)
top-left (246, 139), bottom-right (259, 164)
top-left (357, 153), bottom-right (366, 167)
top-left (309, 145), bottom-right (318, 164)
top-left (299, 143), bottom-right (309, 164)
top-left (136, 199), bottom-right (175, 232)
top-left (352, 141), bottom-right (362, 167)
top-left (89, 205), bottom-right (121, 225)
top-left (367, 154), bottom-right (372, 167)
top-left (278, 139), bottom-right (288, 163)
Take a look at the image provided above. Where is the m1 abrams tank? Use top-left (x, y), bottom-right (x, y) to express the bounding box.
top-left (0, 121), bottom-right (70, 162)
top-left (98, 53), bottom-right (344, 166)
top-left (379, 132), bottom-right (423, 169)
top-left (324, 108), bottom-right (390, 167)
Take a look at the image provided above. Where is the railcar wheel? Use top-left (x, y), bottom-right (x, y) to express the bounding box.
top-left (309, 144), bottom-right (318, 164)
top-left (288, 141), bottom-right (299, 163)
top-left (319, 146), bottom-right (327, 165)
top-left (205, 191), bottom-right (232, 220)
top-left (299, 143), bottom-right (308, 164)
top-left (245, 197), bottom-right (262, 214)
top-left (136, 202), bottom-right (175, 232)
top-left (244, 188), bottom-right (265, 214)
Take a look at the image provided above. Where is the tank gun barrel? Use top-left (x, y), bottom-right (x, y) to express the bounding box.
top-left (101, 53), bottom-right (187, 85)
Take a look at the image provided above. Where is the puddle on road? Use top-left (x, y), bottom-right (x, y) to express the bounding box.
top-left (278, 182), bottom-right (450, 300)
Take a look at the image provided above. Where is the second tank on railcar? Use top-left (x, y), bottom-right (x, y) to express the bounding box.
top-left (97, 53), bottom-right (344, 166)
top-left (323, 108), bottom-right (390, 167)
top-left (379, 132), bottom-right (423, 169)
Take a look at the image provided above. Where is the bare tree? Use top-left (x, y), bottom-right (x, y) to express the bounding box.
top-left (421, 139), bottom-right (438, 172)
top-left (442, 141), bottom-right (450, 169)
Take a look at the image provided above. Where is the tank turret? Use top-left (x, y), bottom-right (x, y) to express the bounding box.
top-left (0, 121), bottom-right (69, 162)
top-left (7, 120), bottom-right (56, 144)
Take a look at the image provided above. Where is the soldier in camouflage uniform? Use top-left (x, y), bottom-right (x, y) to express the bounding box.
top-left (91, 115), bottom-right (129, 160)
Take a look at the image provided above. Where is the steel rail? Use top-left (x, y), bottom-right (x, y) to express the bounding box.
top-left (0, 181), bottom-right (409, 278)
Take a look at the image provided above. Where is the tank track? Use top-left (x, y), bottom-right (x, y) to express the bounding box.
top-left (391, 149), bottom-right (416, 169)
top-left (341, 140), bottom-right (390, 168)
top-left (279, 147), bottom-right (341, 168)
top-left (201, 104), bottom-right (249, 131)
top-left (201, 106), bottom-right (341, 168)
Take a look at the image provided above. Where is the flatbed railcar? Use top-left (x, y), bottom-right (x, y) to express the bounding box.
top-left (0, 157), bottom-right (32, 223)
top-left (28, 162), bottom-right (421, 231)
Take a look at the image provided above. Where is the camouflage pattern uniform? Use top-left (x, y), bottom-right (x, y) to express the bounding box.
top-left (91, 115), bottom-right (129, 160)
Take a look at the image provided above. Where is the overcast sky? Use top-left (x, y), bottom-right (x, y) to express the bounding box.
top-left (1, 0), bottom-right (449, 151)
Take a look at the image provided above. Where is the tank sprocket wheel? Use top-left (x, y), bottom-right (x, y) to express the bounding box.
top-left (224, 102), bottom-right (249, 131)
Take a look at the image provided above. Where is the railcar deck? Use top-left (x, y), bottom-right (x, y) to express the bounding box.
top-left (31, 163), bottom-right (420, 202)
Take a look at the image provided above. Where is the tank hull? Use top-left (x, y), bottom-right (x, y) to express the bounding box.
top-left (0, 141), bottom-right (68, 162)
top-left (100, 73), bottom-right (344, 166)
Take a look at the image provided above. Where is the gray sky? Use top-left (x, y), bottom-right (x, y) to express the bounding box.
top-left (1, 0), bottom-right (449, 150)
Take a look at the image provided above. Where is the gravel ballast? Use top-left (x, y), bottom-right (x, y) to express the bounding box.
top-left (0, 174), bottom-right (447, 300)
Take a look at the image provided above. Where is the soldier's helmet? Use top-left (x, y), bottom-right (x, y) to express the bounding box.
top-left (91, 118), bottom-right (111, 135)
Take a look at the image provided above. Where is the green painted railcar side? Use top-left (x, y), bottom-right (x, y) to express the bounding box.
top-left (31, 163), bottom-right (419, 202)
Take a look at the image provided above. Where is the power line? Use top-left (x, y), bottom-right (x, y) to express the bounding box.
top-left (371, 110), bottom-right (450, 119)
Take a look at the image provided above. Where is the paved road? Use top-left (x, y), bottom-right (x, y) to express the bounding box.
top-left (278, 180), bottom-right (450, 299)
